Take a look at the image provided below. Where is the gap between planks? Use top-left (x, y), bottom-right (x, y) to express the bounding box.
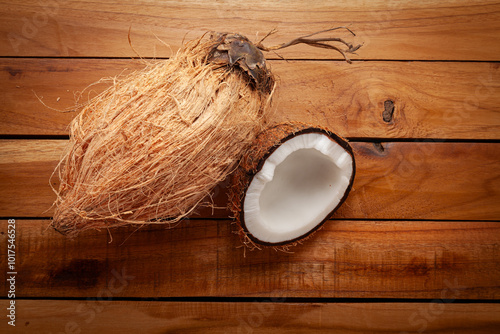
top-left (1, 300), bottom-right (499, 333)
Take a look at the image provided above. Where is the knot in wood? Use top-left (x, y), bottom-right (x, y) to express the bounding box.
top-left (382, 100), bottom-right (395, 123)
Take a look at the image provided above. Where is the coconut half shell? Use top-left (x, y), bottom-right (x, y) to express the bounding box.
top-left (229, 123), bottom-right (355, 250)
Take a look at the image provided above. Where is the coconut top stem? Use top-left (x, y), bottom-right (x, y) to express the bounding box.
top-left (208, 32), bottom-right (275, 94)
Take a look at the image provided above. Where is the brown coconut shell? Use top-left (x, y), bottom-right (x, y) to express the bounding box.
top-left (52, 32), bottom-right (275, 236)
top-left (228, 122), bottom-right (355, 251)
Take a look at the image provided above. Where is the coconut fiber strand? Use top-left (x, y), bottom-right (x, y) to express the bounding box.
top-left (52, 32), bottom-right (275, 236)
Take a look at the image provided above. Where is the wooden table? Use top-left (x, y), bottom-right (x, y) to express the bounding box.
top-left (1, 1), bottom-right (499, 332)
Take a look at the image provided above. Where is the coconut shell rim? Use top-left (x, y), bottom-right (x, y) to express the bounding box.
top-left (239, 125), bottom-right (356, 247)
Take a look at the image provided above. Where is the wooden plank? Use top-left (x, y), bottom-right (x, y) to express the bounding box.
top-left (2, 59), bottom-right (500, 138)
top-left (1, 140), bottom-right (499, 220)
top-left (1, 300), bottom-right (499, 333)
top-left (0, 59), bottom-right (121, 136)
top-left (1, 219), bottom-right (499, 299)
top-left (1, 1), bottom-right (500, 61)
top-left (339, 141), bottom-right (500, 221)
top-left (0, 140), bottom-right (63, 217)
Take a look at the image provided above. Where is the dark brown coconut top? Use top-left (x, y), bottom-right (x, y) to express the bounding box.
top-left (208, 32), bottom-right (275, 94)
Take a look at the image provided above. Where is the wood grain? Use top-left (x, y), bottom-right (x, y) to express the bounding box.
top-left (1, 219), bottom-right (499, 299)
top-left (0, 140), bottom-right (62, 217)
top-left (1, 299), bottom-right (499, 333)
top-left (1, 1), bottom-right (500, 61)
top-left (340, 141), bottom-right (500, 221)
top-left (1, 140), bottom-right (499, 220)
top-left (2, 59), bottom-right (500, 138)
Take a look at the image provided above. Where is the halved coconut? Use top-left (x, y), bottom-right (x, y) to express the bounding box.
top-left (229, 123), bottom-right (355, 249)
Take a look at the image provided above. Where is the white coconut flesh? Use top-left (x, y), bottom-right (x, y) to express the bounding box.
top-left (243, 133), bottom-right (353, 244)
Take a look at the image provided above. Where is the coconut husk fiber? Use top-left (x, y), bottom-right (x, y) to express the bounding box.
top-left (52, 32), bottom-right (275, 236)
top-left (51, 28), bottom-right (361, 237)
